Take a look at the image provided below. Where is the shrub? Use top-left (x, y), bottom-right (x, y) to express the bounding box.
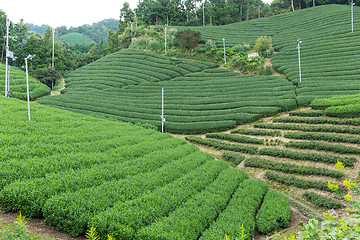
top-left (303, 191), bottom-right (343, 209)
top-left (252, 36), bottom-right (272, 53)
top-left (256, 190), bottom-right (291, 234)
top-left (222, 152), bottom-right (245, 166)
top-left (175, 29), bottom-right (202, 50)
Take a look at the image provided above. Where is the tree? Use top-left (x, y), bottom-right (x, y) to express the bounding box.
top-left (175, 29), bottom-right (202, 50)
top-left (119, 2), bottom-right (135, 32)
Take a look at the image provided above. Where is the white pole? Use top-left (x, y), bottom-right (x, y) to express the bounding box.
top-left (351, 1), bottom-right (355, 32)
top-left (297, 38), bottom-right (302, 83)
top-left (203, 1), bottom-right (205, 26)
top-left (222, 38), bottom-right (226, 65)
top-left (4, 18), bottom-right (9, 97)
top-left (161, 88), bottom-right (165, 133)
top-left (313, 0), bottom-right (315, 7)
top-left (52, 28), bottom-right (55, 70)
top-left (25, 57), bottom-right (31, 121)
top-left (131, 22), bottom-right (133, 43)
top-left (165, 24), bottom-right (167, 56)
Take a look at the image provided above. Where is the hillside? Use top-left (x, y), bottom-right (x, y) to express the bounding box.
top-left (38, 49), bottom-right (296, 133)
top-left (0, 64), bottom-right (51, 100)
top-left (0, 96), bottom-right (290, 239)
top-left (184, 5), bottom-right (360, 105)
top-left (59, 32), bottom-right (96, 45)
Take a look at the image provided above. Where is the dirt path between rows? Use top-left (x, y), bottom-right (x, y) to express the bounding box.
top-left (50, 78), bottom-right (66, 96)
top-left (0, 209), bottom-right (84, 240)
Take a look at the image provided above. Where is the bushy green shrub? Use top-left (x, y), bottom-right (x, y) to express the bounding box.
top-left (256, 190), bottom-right (291, 234)
top-left (222, 152), bottom-right (245, 166)
top-left (252, 36), bottom-right (272, 53)
top-left (175, 29), bottom-right (202, 50)
top-left (303, 191), bottom-right (343, 209)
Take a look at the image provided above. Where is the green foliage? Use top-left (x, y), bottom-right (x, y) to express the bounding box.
top-left (285, 140), bottom-right (360, 155)
top-left (258, 147), bottom-right (355, 167)
top-left (135, 168), bottom-right (248, 240)
top-left (0, 64), bottom-right (50, 100)
top-left (200, 179), bottom-right (268, 240)
top-left (256, 190), bottom-right (291, 234)
top-left (252, 36), bottom-right (272, 53)
top-left (39, 49), bottom-right (296, 134)
top-left (206, 132), bottom-right (264, 145)
top-left (0, 213), bottom-right (44, 240)
top-left (284, 131), bottom-right (360, 145)
top-left (257, 66), bottom-right (274, 75)
top-left (175, 29), bottom-right (202, 50)
top-left (85, 226), bottom-right (99, 240)
top-left (231, 128), bottom-right (282, 137)
top-left (245, 157), bottom-right (344, 178)
top-left (59, 32), bottom-right (96, 45)
top-left (222, 152), bottom-right (245, 166)
top-left (288, 110), bottom-right (324, 117)
top-left (186, 136), bottom-right (258, 154)
top-left (303, 191), bottom-right (343, 209)
top-left (255, 122), bottom-right (360, 135)
top-left (265, 171), bottom-right (335, 192)
top-left (273, 116), bottom-right (360, 126)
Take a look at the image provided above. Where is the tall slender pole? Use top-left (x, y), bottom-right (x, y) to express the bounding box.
top-left (203, 1), bottom-right (205, 26)
top-left (164, 24), bottom-right (167, 56)
top-left (313, 0), bottom-right (315, 7)
top-left (52, 28), bottom-right (55, 70)
top-left (222, 38), bottom-right (226, 65)
top-left (25, 57), bottom-right (31, 121)
top-left (4, 19), bottom-right (9, 97)
top-left (352, 1), bottom-right (354, 33)
top-left (297, 38), bottom-right (302, 83)
top-left (130, 22), bottom-right (133, 43)
top-left (161, 88), bottom-right (165, 133)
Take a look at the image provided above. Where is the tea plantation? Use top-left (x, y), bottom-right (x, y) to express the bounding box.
top-left (0, 64), bottom-right (50, 100)
top-left (185, 5), bottom-right (360, 105)
top-left (38, 49), bottom-right (296, 133)
top-left (0, 96), bottom-right (290, 239)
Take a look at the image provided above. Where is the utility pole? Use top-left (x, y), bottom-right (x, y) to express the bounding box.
top-left (313, 0), bottom-right (315, 7)
top-left (351, 0), bottom-right (355, 32)
top-left (165, 24), bottom-right (168, 56)
top-left (52, 28), bottom-right (55, 90)
top-left (4, 18), bottom-right (9, 97)
top-left (297, 38), bottom-right (302, 83)
top-left (161, 88), bottom-right (165, 133)
top-left (222, 38), bottom-right (226, 65)
top-left (203, 1), bottom-right (205, 26)
top-left (25, 54), bottom-right (34, 121)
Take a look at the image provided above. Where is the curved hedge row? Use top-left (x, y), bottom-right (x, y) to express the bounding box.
top-left (274, 116), bottom-right (360, 126)
top-left (231, 128), bottom-right (282, 137)
top-left (265, 171), bottom-right (333, 192)
top-left (303, 191), bottom-right (343, 209)
top-left (206, 132), bottom-right (264, 145)
top-left (285, 140), bottom-right (360, 155)
top-left (244, 157), bottom-right (343, 178)
top-left (284, 131), bottom-right (360, 145)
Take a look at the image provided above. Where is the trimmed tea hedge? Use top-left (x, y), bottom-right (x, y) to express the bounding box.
top-left (284, 131), bottom-right (360, 144)
top-left (285, 141), bottom-right (360, 154)
top-left (206, 132), bottom-right (264, 145)
top-left (244, 157), bottom-right (343, 178)
top-left (256, 190), bottom-right (291, 234)
top-left (185, 136), bottom-right (258, 154)
top-left (231, 128), bottom-right (282, 137)
top-left (273, 116), bottom-right (360, 126)
top-left (303, 191), bottom-right (343, 209)
top-left (222, 152), bottom-right (245, 166)
top-left (265, 171), bottom-right (333, 192)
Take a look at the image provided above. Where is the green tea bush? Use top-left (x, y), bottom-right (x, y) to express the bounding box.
top-left (222, 152), bottom-right (245, 166)
top-left (256, 190), bottom-right (291, 234)
top-left (303, 191), bottom-right (343, 209)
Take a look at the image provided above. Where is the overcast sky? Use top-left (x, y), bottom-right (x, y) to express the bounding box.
top-left (1, 0), bottom-right (273, 28)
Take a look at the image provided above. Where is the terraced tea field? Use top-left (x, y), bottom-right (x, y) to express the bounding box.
top-left (186, 108), bottom-right (360, 215)
top-left (183, 5), bottom-right (360, 105)
top-left (0, 96), bottom-right (290, 239)
top-left (0, 64), bottom-right (50, 100)
top-left (38, 49), bottom-right (296, 134)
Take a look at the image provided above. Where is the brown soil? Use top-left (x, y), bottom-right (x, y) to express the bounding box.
top-left (0, 209), bottom-right (84, 240)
